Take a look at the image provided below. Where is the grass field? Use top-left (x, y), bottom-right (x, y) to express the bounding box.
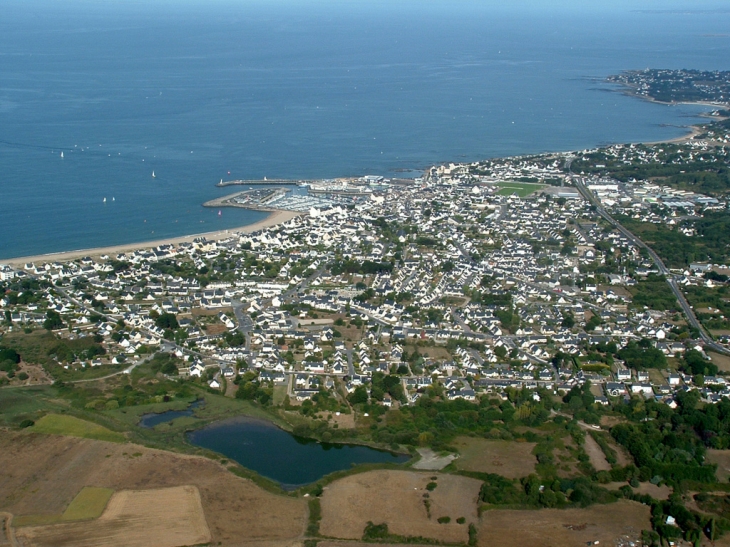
top-left (31, 414), bottom-right (126, 443)
top-left (0, 386), bottom-right (62, 427)
top-left (61, 487), bottom-right (114, 520)
top-left (452, 437), bottom-right (537, 479)
top-left (104, 390), bottom-right (283, 434)
top-left (707, 449), bottom-right (730, 482)
top-left (14, 487), bottom-right (114, 527)
top-left (710, 352), bottom-right (730, 373)
top-left (272, 385), bottom-right (288, 406)
top-left (494, 182), bottom-right (546, 197)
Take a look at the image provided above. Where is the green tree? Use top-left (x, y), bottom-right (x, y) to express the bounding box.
top-left (348, 385), bottom-right (369, 405)
top-left (43, 310), bottom-right (64, 331)
top-left (155, 312), bottom-right (179, 330)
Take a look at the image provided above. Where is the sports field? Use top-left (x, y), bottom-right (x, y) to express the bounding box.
top-left (495, 182), bottom-right (545, 197)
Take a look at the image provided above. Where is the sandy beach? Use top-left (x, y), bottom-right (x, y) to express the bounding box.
top-left (641, 124), bottom-right (705, 146)
top-left (2, 209), bottom-right (302, 268)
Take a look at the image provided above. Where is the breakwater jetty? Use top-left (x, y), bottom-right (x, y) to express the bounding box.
top-left (216, 179), bottom-right (310, 187)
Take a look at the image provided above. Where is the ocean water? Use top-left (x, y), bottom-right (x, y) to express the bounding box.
top-left (1, 0), bottom-right (729, 259)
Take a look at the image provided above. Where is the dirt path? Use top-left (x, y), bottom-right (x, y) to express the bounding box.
top-left (412, 448), bottom-right (458, 470)
top-left (224, 380), bottom-right (238, 398)
top-left (0, 512), bottom-right (19, 547)
top-left (582, 434), bottom-right (611, 472)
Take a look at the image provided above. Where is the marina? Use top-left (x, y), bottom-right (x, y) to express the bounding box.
top-left (203, 177), bottom-right (392, 214)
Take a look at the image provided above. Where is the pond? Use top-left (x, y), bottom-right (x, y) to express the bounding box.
top-left (187, 417), bottom-right (410, 489)
top-left (137, 399), bottom-right (205, 428)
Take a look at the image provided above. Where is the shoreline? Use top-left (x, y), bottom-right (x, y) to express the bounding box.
top-left (607, 84), bottom-right (728, 144)
top-left (640, 123), bottom-right (705, 146)
top-left (1, 209), bottom-right (302, 268)
top-left (2, 100), bottom-right (725, 269)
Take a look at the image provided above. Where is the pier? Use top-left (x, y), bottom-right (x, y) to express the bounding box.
top-left (216, 179), bottom-right (311, 187)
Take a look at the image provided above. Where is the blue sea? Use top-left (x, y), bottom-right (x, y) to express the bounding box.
top-left (1, 0), bottom-right (729, 259)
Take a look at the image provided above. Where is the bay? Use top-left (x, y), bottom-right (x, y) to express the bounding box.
top-left (1, 0), bottom-right (729, 258)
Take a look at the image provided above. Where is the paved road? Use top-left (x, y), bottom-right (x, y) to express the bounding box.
top-left (281, 265), bottom-right (326, 303)
top-left (68, 352), bottom-right (154, 383)
top-left (231, 299), bottom-right (253, 350)
top-left (346, 348), bottom-right (356, 377)
top-left (572, 177), bottom-right (730, 356)
top-left (450, 307), bottom-right (473, 334)
top-left (550, 409), bottom-right (602, 431)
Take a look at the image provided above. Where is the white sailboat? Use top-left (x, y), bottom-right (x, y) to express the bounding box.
top-left (103, 197), bottom-right (107, 203)
top-left (60, 151), bottom-right (64, 158)
top-left (152, 171), bottom-right (156, 178)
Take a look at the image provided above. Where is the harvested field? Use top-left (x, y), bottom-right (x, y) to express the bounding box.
top-left (0, 432), bottom-right (306, 546)
top-left (14, 487), bottom-right (114, 527)
top-left (453, 437), bottom-right (536, 479)
top-left (319, 470), bottom-right (481, 544)
top-left (478, 500), bottom-right (651, 547)
top-left (320, 543), bottom-right (437, 547)
top-left (707, 449), bottom-right (730, 482)
top-left (16, 486), bottom-right (210, 547)
top-left (582, 434), bottom-right (610, 471)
